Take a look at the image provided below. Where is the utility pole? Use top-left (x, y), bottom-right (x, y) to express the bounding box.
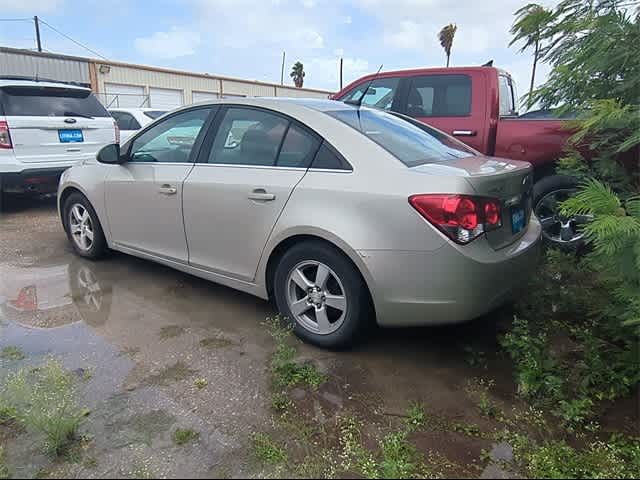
top-left (34, 16), bottom-right (42, 52)
top-left (280, 51), bottom-right (286, 86)
top-left (339, 57), bottom-right (343, 91)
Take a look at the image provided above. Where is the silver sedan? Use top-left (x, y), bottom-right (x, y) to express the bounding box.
top-left (58, 98), bottom-right (541, 348)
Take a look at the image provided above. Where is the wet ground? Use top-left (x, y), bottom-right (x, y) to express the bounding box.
top-left (1, 196), bottom-right (635, 479)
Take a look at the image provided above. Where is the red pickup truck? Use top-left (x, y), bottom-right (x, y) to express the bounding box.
top-left (332, 66), bottom-right (582, 248)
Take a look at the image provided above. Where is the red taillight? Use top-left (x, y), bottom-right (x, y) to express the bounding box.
top-left (114, 121), bottom-right (120, 144)
top-left (409, 194), bottom-right (502, 244)
top-left (0, 121), bottom-right (12, 149)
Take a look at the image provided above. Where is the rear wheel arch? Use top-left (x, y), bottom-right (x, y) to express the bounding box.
top-left (264, 234), bottom-right (376, 318)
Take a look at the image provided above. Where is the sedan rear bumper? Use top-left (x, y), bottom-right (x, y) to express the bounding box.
top-left (359, 216), bottom-right (542, 327)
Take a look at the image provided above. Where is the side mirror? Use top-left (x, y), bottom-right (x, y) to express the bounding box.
top-left (96, 144), bottom-right (125, 164)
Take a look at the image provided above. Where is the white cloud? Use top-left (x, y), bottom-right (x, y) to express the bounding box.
top-left (134, 28), bottom-right (201, 59)
top-left (0, 0), bottom-right (62, 12)
top-left (306, 56), bottom-right (370, 91)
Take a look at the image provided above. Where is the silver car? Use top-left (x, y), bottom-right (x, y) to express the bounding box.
top-left (58, 98), bottom-right (541, 348)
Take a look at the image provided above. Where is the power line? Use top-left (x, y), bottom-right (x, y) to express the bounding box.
top-left (37, 18), bottom-right (108, 60)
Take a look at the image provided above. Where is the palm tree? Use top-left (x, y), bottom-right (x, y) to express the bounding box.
top-left (290, 62), bottom-right (305, 88)
top-left (438, 24), bottom-right (457, 67)
top-left (509, 3), bottom-right (554, 101)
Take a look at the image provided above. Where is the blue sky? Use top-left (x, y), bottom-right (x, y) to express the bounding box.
top-left (0, 0), bottom-right (554, 101)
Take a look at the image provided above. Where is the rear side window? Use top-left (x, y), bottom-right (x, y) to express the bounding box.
top-left (208, 107), bottom-right (289, 166)
top-left (277, 124), bottom-right (321, 168)
top-left (338, 77), bottom-right (400, 111)
top-left (406, 74), bottom-right (471, 117)
top-left (144, 110), bottom-right (167, 120)
top-left (0, 86), bottom-right (110, 117)
top-left (111, 111), bottom-right (141, 131)
top-left (311, 143), bottom-right (352, 170)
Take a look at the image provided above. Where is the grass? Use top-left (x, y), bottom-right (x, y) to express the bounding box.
top-left (405, 402), bottom-right (426, 431)
top-left (173, 428), bottom-right (200, 446)
top-left (265, 317), bottom-right (327, 391)
top-left (251, 432), bottom-right (288, 466)
top-left (0, 446), bottom-right (8, 479)
top-left (193, 378), bottom-right (208, 390)
top-left (158, 325), bottom-right (185, 341)
top-left (1, 359), bottom-right (86, 456)
top-left (0, 346), bottom-right (25, 361)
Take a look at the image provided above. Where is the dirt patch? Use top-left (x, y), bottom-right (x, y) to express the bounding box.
top-left (158, 325), bottom-right (186, 341)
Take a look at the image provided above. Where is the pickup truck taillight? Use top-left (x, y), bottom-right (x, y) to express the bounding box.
top-left (409, 194), bottom-right (502, 244)
top-left (0, 121), bottom-right (12, 149)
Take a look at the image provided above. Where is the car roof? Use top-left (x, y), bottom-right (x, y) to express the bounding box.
top-left (188, 97), bottom-right (356, 113)
top-left (108, 107), bottom-right (166, 112)
top-left (0, 78), bottom-right (91, 91)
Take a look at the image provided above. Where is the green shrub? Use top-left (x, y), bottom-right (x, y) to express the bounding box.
top-left (251, 432), bottom-right (288, 466)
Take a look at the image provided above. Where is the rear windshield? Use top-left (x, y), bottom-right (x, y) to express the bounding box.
top-left (0, 86), bottom-right (110, 118)
top-left (144, 110), bottom-right (167, 120)
top-left (325, 108), bottom-right (475, 167)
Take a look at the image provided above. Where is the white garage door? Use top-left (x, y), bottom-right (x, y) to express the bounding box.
top-left (149, 87), bottom-right (184, 110)
top-left (104, 83), bottom-right (146, 108)
top-left (192, 91), bottom-right (219, 103)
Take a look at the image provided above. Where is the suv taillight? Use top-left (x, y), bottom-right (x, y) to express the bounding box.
top-left (0, 121), bottom-right (12, 149)
top-left (409, 194), bottom-right (502, 244)
top-left (114, 121), bottom-right (120, 144)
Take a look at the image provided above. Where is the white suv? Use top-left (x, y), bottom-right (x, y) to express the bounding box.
top-left (0, 78), bottom-right (117, 208)
top-left (109, 108), bottom-right (167, 143)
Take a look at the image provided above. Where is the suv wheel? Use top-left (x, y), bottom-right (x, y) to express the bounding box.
top-left (63, 192), bottom-right (108, 259)
top-left (273, 241), bottom-right (371, 349)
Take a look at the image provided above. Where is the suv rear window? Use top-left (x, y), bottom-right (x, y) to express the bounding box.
top-left (0, 86), bottom-right (110, 117)
top-left (326, 107), bottom-right (474, 167)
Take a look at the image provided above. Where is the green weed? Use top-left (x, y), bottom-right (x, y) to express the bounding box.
top-left (251, 432), bottom-right (288, 466)
top-left (173, 428), bottom-right (199, 446)
top-left (0, 446), bottom-right (9, 479)
top-left (1, 360), bottom-right (86, 456)
top-left (193, 378), bottom-right (208, 390)
top-left (405, 402), bottom-right (426, 431)
top-left (0, 347), bottom-right (24, 361)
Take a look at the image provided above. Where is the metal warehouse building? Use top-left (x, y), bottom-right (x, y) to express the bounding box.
top-left (0, 46), bottom-right (332, 109)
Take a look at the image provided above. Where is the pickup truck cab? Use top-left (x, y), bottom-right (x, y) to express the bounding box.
top-left (333, 67), bottom-right (582, 248)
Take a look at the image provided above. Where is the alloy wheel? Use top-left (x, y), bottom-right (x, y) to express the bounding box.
top-left (286, 260), bottom-right (347, 335)
top-left (535, 189), bottom-right (592, 246)
top-left (69, 204), bottom-right (94, 252)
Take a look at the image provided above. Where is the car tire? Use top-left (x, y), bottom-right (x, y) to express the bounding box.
top-left (273, 240), bottom-right (372, 349)
top-left (63, 192), bottom-right (108, 259)
top-left (533, 174), bottom-right (587, 250)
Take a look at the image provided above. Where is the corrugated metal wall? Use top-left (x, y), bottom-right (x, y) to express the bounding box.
top-left (0, 50), bottom-right (90, 84)
top-left (0, 48), bottom-right (332, 102)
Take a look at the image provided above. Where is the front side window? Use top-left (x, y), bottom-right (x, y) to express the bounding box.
top-left (406, 74), bottom-right (471, 117)
top-left (326, 108), bottom-right (474, 167)
top-left (499, 76), bottom-right (516, 116)
top-left (339, 77), bottom-right (399, 110)
top-left (0, 86), bottom-right (110, 117)
top-left (129, 108), bottom-right (211, 163)
top-left (208, 108), bottom-right (289, 166)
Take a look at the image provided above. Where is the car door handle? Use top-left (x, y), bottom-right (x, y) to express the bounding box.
top-left (159, 184), bottom-right (178, 195)
top-left (248, 189), bottom-right (276, 202)
top-left (452, 130), bottom-right (477, 137)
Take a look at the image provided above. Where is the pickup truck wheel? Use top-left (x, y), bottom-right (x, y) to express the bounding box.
top-left (533, 175), bottom-right (591, 250)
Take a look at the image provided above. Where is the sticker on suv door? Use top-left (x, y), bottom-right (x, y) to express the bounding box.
top-left (59, 130), bottom-right (84, 143)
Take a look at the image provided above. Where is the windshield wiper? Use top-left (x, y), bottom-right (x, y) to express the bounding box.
top-left (63, 111), bottom-right (94, 119)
